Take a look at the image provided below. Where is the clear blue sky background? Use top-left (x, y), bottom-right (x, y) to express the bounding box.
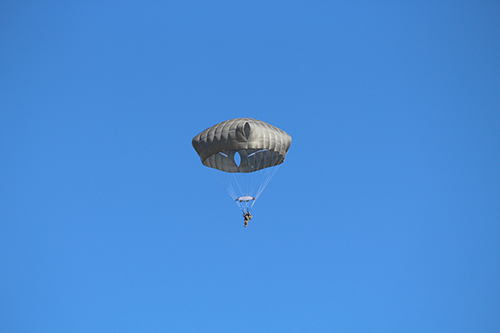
top-left (1, 1), bottom-right (499, 332)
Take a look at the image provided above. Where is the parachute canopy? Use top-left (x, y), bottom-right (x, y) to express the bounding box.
top-left (192, 117), bottom-right (292, 173)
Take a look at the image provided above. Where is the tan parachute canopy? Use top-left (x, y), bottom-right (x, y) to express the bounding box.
top-left (192, 118), bottom-right (292, 173)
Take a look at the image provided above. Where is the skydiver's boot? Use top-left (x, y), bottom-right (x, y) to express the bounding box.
top-left (244, 220), bottom-right (248, 227)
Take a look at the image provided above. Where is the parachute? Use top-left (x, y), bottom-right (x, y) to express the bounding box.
top-left (192, 117), bottom-right (292, 215)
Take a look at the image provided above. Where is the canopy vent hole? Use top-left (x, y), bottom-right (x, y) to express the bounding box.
top-left (234, 151), bottom-right (241, 167)
top-left (244, 122), bottom-right (251, 139)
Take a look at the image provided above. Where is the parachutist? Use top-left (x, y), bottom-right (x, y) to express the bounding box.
top-left (243, 212), bottom-right (252, 227)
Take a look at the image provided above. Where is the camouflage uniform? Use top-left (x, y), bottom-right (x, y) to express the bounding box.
top-left (243, 213), bottom-right (252, 227)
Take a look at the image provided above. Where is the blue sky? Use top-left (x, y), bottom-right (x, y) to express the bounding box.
top-left (1, 1), bottom-right (499, 332)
